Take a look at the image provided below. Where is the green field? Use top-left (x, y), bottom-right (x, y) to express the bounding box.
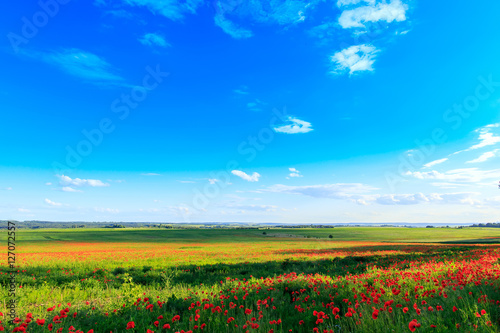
top-left (1, 227), bottom-right (500, 332)
top-left (4, 226), bottom-right (500, 244)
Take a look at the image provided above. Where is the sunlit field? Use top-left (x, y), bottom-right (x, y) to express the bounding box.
top-left (2, 227), bottom-right (500, 332)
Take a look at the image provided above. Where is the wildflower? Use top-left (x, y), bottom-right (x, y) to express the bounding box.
top-left (409, 319), bottom-right (421, 332)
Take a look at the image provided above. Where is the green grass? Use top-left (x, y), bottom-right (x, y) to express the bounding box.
top-left (2, 227), bottom-right (500, 332)
top-left (3, 226), bottom-right (500, 244)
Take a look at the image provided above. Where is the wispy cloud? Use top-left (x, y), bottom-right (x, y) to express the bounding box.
top-left (337, 0), bottom-right (376, 6)
top-left (267, 183), bottom-right (374, 199)
top-left (406, 168), bottom-right (500, 183)
top-left (103, 9), bottom-right (136, 19)
top-left (430, 182), bottom-right (470, 189)
top-left (61, 186), bottom-right (82, 193)
top-left (223, 204), bottom-right (278, 212)
top-left (231, 170), bottom-right (261, 182)
top-left (141, 173), bottom-right (161, 176)
top-left (372, 192), bottom-right (479, 206)
top-left (247, 99), bottom-right (266, 112)
top-left (139, 33), bottom-right (170, 47)
top-left (168, 205), bottom-right (191, 216)
top-left (58, 175), bottom-right (110, 188)
top-left (267, 183), bottom-right (480, 206)
top-left (331, 44), bottom-right (379, 75)
top-left (215, 13), bottom-right (253, 39)
top-left (233, 86), bottom-right (249, 95)
top-left (37, 48), bottom-right (125, 86)
top-left (467, 124), bottom-right (500, 150)
top-left (214, 0), bottom-right (316, 39)
top-left (453, 123), bottom-right (500, 155)
top-left (423, 158), bottom-right (448, 168)
top-left (338, 0), bottom-right (408, 29)
top-left (94, 207), bottom-right (120, 213)
top-left (45, 198), bottom-right (62, 206)
top-left (466, 149), bottom-right (499, 164)
top-left (121, 0), bottom-right (203, 21)
top-left (273, 116), bottom-right (313, 134)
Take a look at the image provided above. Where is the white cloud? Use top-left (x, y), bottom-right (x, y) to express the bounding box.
top-left (331, 44), bottom-right (379, 75)
top-left (168, 205), bottom-right (191, 216)
top-left (406, 168), bottom-right (500, 183)
top-left (373, 192), bottom-right (479, 206)
top-left (466, 149), bottom-right (499, 164)
top-left (36, 48), bottom-right (125, 86)
top-left (45, 182), bottom-right (52, 186)
top-left (266, 183), bottom-right (480, 206)
top-left (288, 167), bottom-right (303, 178)
top-left (338, 0), bottom-right (408, 29)
top-left (178, 180), bottom-right (196, 183)
top-left (121, 0), bottom-right (203, 21)
top-left (2, 187), bottom-right (12, 191)
top-left (267, 183), bottom-right (375, 199)
top-left (45, 198), bottom-right (62, 206)
top-left (214, 0), bottom-right (317, 39)
top-left (273, 116), bottom-right (313, 134)
top-left (453, 123), bottom-right (500, 155)
top-left (94, 207), bottom-right (119, 213)
top-left (208, 178), bottom-right (219, 184)
top-left (215, 14), bottom-right (253, 39)
top-left (247, 99), bottom-right (266, 112)
top-left (223, 204), bottom-right (278, 212)
top-left (141, 173), bottom-right (161, 176)
top-left (17, 208), bottom-right (30, 213)
top-left (58, 175), bottom-right (109, 187)
top-left (231, 170), bottom-right (261, 182)
top-left (337, 0), bottom-right (375, 6)
top-left (468, 134), bottom-right (500, 151)
top-left (430, 182), bottom-right (469, 189)
top-left (423, 158), bottom-right (448, 168)
top-left (139, 33), bottom-right (170, 47)
top-left (233, 86), bottom-right (249, 95)
top-left (62, 186), bottom-right (82, 193)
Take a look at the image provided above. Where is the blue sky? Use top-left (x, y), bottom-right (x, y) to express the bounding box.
top-left (1, 0), bottom-right (500, 223)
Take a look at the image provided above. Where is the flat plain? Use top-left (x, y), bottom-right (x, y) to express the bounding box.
top-left (2, 227), bottom-right (500, 332)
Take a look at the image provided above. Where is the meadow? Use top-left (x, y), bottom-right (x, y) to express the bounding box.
top-left (1, 227), bottom-right (500, 332)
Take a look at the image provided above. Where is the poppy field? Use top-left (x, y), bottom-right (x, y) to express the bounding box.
top-left (1, 227), bottom-right (500, 332)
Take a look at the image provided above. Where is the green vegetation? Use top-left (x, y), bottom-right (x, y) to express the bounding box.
top-left (1, 228), bottom-right (500, 332)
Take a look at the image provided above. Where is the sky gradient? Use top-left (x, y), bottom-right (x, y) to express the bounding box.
top-left (1, 0), bottom-right (500, 223)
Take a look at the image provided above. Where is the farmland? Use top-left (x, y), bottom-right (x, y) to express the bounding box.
top-left (2, 227), bottom-right (500, 332)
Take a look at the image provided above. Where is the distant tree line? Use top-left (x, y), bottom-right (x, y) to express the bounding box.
top-left (471, 223), bottom-right (500, 228)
